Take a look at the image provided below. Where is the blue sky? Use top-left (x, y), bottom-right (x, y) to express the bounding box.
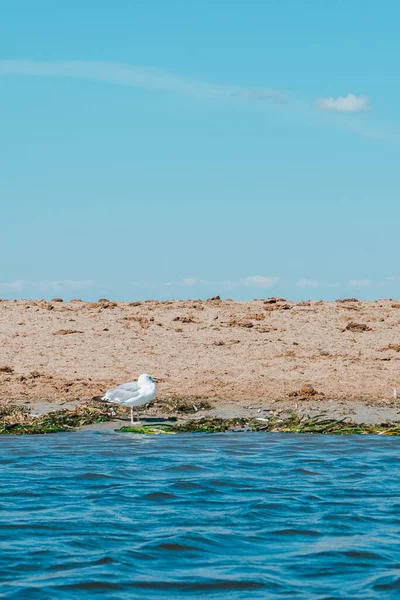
top-left (1, 0), bottom-right (399, 301)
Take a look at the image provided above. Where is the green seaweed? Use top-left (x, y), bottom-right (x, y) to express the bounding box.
top-left (0, 405), bottom-right (110, 435)
top-left (148, 397), bottom-right (212, 414)
top-left (119, 425), bottom-right (177, 435)
top-left (2, 404), bottom-right (400, 436)
top-left (117, 414), bottom-right (400, 436)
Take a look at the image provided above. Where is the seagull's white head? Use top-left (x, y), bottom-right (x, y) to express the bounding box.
top-left (138, 373), bottom-right (155, 386)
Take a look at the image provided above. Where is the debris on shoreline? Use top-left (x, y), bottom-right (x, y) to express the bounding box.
top-left (150, 397), bottom-right (212, 414)
top-left (0, 397), bottom-right (212, 434)
top-left (0, 404), bottom-right (111, 435)
top-left (1, 401), bottom-right (400, 436)
top-left (118, 415), bottom-right (400, 436)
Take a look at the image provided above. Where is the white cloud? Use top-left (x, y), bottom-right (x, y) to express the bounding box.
top-left (0, 280), bottom-right (24, 291)
top-left (297, 279), bottom-right (340, 288)
top-left (3, 60), bottom-right (399, 144)
top-left (3, 60), bottom-right (399, 145)
top-left (317, 94), bottom-right (370, 113)
top-left (35, 280), bottom-right (95, 293)
top-left (241, 276), bottom-right (279, 289)
top-left (297, 279), bottom-right (319, 288)
top-left (163, 278), bottom-right (208, 287)
top-left (176, 278), bottom-right (208, 286)
top-left (179, 278), bottom-right (198, 286)
top-left (0, 280), bottom-right (95, 293)
top-left (348, 279), bottom-right (372, 288)
top-left (132, 281), bottom-right (155, 289)
top-left (133, 275), bottom-right (279, 291)
top-left (0, 59), bottom-right (283, 104)
top-left (163, 276), bottom-right (279, 289)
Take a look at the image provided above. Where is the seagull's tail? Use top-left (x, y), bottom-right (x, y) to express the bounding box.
top-left (91, 393), bottom-right (121, 404)
top-left (100, 389), bottom-right (126, 405)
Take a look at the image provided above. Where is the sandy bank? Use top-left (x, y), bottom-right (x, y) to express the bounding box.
top-left (1, 297), bottom-right (400, 423)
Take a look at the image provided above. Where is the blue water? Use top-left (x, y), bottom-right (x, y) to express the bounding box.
top-left (0, 432), bottom-right (400, 599)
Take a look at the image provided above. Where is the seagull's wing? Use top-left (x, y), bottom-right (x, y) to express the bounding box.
top-left (116, 381), bottom-right (140, 393)
top-left (103, 382), bottom-right (141, 405)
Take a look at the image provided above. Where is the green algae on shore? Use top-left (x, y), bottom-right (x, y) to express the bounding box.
top-left (2, 403), bottom-right (400, 436)
top-left (117, 414), bottom-right (400, 436)
top-left (0, 405), bottom-right (110, 435)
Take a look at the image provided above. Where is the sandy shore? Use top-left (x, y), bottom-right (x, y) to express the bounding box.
top-left (1, 297), bottom-right (400, 424)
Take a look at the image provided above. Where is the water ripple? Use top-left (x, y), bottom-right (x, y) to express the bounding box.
top-left (0, 432), bottom-right (400, 598)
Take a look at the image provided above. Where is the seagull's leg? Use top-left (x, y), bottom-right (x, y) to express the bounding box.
top-left (130, 407), bottom-right (142, 426)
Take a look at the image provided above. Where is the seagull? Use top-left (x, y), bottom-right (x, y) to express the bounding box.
top-left (102, 374), bottom-right (156, 424)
